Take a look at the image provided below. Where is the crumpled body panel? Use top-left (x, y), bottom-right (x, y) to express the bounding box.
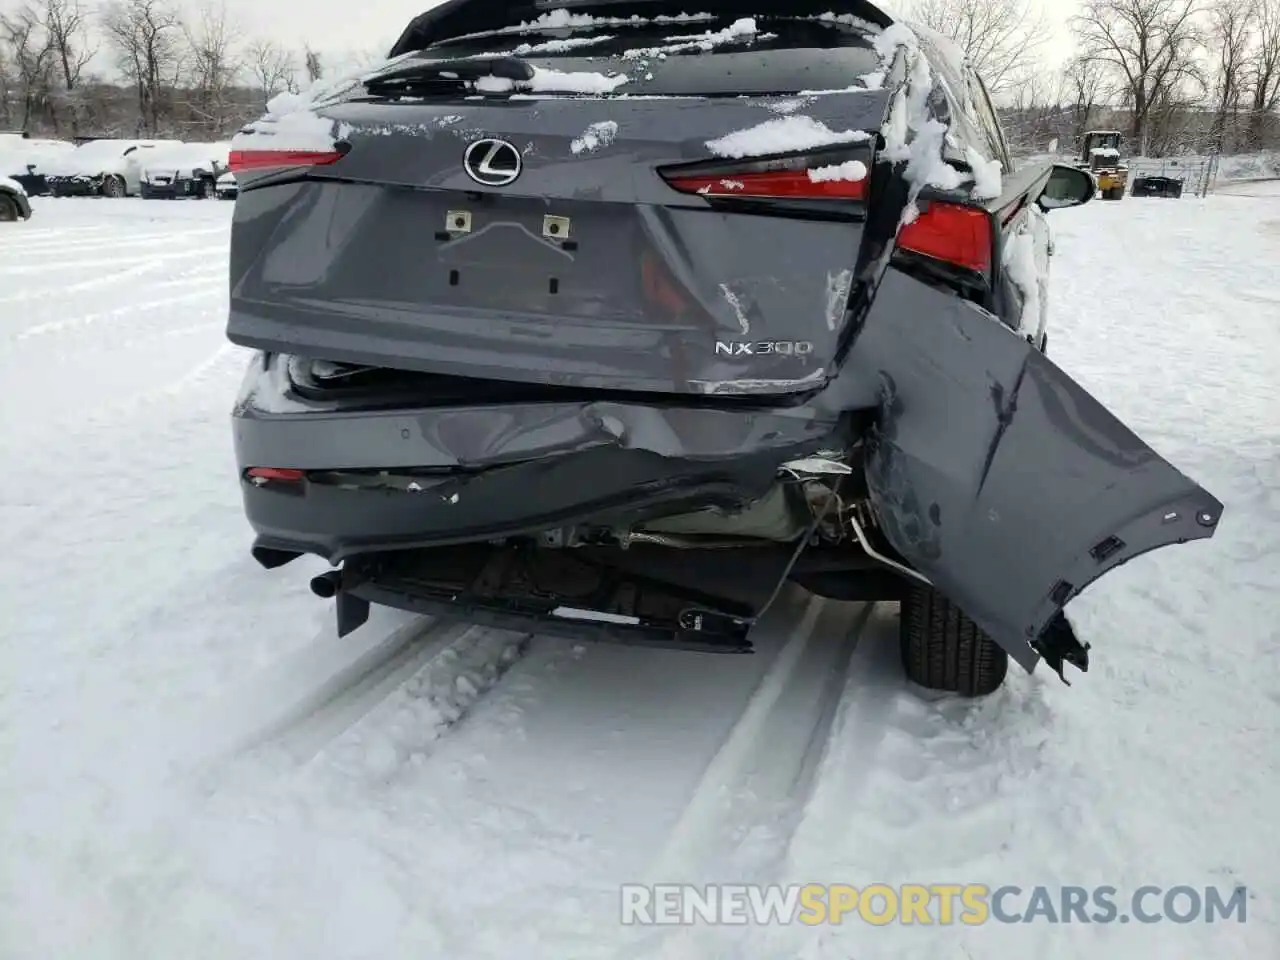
top-left (847, 269), bottom-right (1223, 669)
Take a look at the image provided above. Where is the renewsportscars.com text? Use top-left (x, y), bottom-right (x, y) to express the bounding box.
top-left (620, 883), bottom-right (1249, 926)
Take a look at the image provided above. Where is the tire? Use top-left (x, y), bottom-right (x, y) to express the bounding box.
top-left (0, 193), bottom-right (19, 222)
top-left (101, 176), bottom-right (125, 198)
top-left (198, 178), bottom-right (214, 199)
top-left (900, 583), bottom-right (1008, 697)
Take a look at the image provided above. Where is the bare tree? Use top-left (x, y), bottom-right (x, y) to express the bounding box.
top-left (1062, 54), bottom-right (1110, 143)
top-left (0, 47), bottom-right (13, 128)
top-left (1247, 0), bottom-right (1280, 143)
top-left (1, 5), bottom-right (55, 131)
top-left (246, 38), bottom-right (298, 102)
top-left (907, 0), bottom-right (1051, 92)
top-left (39, 0), bottom-right (95, 134)
top-left (303, 43), bottom-right (323, 84)
top-left (42, 0), bottom-right (94, 91)
top-left (180, 0), bottom-right (242, 135)
top-left (999, 67), bottom-right (1067, 152)
top-left (1072, 0), bottom-right (1206, 155)
top-left (1208, 0), bottom-right (1258, 150)
top-left (102, 0), bottom-right (185, 136)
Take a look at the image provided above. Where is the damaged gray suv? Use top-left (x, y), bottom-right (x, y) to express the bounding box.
top-left (226, 0), bottom-right (1223, 697)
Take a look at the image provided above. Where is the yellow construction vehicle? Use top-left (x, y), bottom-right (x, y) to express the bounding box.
top-left (1077, 130), bottom-right (1128, 200)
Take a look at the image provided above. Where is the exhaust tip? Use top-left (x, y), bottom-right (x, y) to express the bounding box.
top-left (252, 545), bottom-right (303, 569)
top-left (310, 570), bottom-right (343, 599)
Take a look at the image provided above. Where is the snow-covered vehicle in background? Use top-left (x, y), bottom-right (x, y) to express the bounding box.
top-left (43, 138), bottom-right (182, 197)
top-left (0, 175), bottom-right (33, 221)
top-left (1131, 174), bottom-right (1186, 199)
top-left (0, 132), bottom-right (75, 196)
top-left (226, 0), bottom-right (1225, 698)
top-left (139, 142), bottom-right (233, 199)
top-left (215, 170), bottom-right (238, 200)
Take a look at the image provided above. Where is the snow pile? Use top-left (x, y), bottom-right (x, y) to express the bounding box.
top-left (474, 65), bottom-right (630, 95)
top-left (142, 142), bottom-right (232, 179)
top-left (453, 8), bottom-right (716, 42)
top-left (233, 91), bottom-right (340, 153)
top-left (764, 97), bottom-right (811, 115)
top-left (807, 159), bottom-right (868, 183)
top-left (875, 22), bottom-right (1004, 219)
top-left (1002, 226), bottom-right (1041, 336)
top-left (0, 137), bottom-right (74, 176)
top-left (1217, 150), bottom-right (1280, 181)
top-left (965, 145), bottom-right (1003, 199)
top-left (706, 116), bottom-right (872, 159)
top-left (512, 33), bottom-right (617, 55)
top-left (621, 17), bottom-right (773, 59)
top-left (570, 120), bottom-right (620, 154)
top-left (810, 10), bottom-right (880, 31)
top-left (232, 51), bottom-right (426, 151)
top-left (41, 139), bottom-right (182, 177)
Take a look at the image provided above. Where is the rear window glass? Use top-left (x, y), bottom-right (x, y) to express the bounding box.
top-left (418, 18), bottom-right (885, 95)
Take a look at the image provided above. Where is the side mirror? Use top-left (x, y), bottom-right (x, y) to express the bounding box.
top-left (1038, 164), bottom-right (1096, 211)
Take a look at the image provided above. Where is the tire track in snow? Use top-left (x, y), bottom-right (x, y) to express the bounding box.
top-left (10, 284), bottom-right (222, 340)
top-left (747, 608), bottom-right (1064, 960)
top-left (276, 624), bottom-right (533, 773)
top-left (162, 614), bottom-right (458, 779)
top-left (0, 227), bottom-right (226, 260)
top-left (0, 243), bottom-right (226, 276)
top-left (0, 258), bottom-right (162, 305)
top-left (176, 615), bottom-right (532, 793)
top-left (621, 600), bottom-right (877, 960)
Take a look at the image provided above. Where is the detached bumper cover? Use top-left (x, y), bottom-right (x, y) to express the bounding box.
top-left (844, 269), bottom-right (1224, 670)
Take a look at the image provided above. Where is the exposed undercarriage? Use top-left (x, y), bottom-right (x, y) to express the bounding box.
top-left (284, 451), bottom-right (909, 653)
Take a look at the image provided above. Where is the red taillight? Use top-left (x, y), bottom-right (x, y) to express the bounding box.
top-left (897, 202), bottom-right (993, 274)
top-left (662, 165), bottom-right (868, 200)
top-left (246, 467), bottom-right (306, 483)
top-left (227, 149), bottom-right (344, 173)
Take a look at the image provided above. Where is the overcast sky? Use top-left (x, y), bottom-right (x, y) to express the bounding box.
top-left (218, 0), bottom-right (1086, 66)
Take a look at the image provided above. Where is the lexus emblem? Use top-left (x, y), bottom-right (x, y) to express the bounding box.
top-left (463, 138), bottom-right (522, 186)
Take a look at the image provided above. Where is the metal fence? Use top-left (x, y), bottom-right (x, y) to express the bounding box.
top-left (1124, 155), bottom-right (1220, 198)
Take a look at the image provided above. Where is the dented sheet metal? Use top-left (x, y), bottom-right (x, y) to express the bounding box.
top-left (233, 353), bottom-right (840, 470)
top-left (846, 268), bottom-right (1224, 669)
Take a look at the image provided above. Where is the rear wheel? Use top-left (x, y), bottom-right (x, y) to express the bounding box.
top-left (899, 583), bottom-right (1008, 697)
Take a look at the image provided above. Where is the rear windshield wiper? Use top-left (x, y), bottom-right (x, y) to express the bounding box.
top-left (365, 56), bottom-right (534, 94)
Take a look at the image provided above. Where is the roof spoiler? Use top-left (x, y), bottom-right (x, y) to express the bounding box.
top-left (388, 0), bottom-right (894, 56)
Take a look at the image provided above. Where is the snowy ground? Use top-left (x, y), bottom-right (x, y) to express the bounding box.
top-left (1, 191), bottom-right (1276, 959)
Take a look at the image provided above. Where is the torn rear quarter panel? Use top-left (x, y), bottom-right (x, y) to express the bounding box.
top-left (846, 267), bottom-right (1224, 670)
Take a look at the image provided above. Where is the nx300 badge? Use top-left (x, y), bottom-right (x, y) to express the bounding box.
top-left (715, 340), bottom-right (815, 357)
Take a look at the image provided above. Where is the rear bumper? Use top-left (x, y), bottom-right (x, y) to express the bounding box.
top-left (142, 177), bottom-right (206, 199)
top-left (233, 353), bottom-right (848, 563)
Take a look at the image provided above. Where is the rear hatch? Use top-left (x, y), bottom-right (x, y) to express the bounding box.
top-left (226, 9), bottom-right (896, 396)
